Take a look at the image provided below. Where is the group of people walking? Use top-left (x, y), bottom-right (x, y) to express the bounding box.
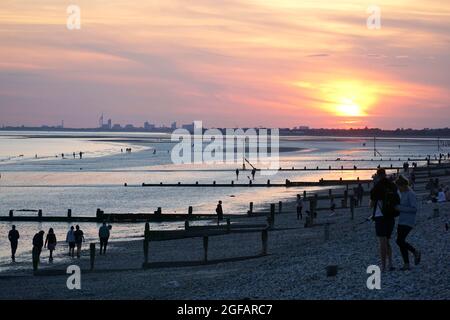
top-left (7, 223), bottom-right (112, 269)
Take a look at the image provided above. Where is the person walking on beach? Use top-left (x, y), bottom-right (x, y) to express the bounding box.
top-left (44, 228), bottom-right (57, 262)
top-left (66, 226), bottom-right (76, 257)
top-left (74, 225), bottom-right (85, 258)
top-left (251, 168), bottom-right (256, 180)
top-left (296, 194), bottom-right (304, 220)
top-left (8, 225), bottom-right (20, 262)
top-left (395, 176), bottom-right (421, 271)
top-left (329, 197), bottom-right (336, 216)
top-left (235, 169), bottom-right (239, 180)
top-left (32, 230), bottom-right (45, 271)
top-left (98, 222), bottom-right (111, 255)
top-left (370, 168), bottom-right (400, 272)
top-left (216, 200), bottom-right (224, 222)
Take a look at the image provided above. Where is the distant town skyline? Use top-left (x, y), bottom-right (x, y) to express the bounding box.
top-left (1, 1), bottom-right (449, 129)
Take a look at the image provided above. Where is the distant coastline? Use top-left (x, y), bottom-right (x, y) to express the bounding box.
top-left (1, 126), bottom-right (450, 138)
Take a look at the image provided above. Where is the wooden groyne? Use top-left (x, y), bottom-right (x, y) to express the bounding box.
top-left (0, 209), bottom-right (253, 223)
top-left (141, 178), bottom-right (372, 188)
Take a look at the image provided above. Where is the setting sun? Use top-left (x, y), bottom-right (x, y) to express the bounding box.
top-left (319, 80), bottom-right (378, 118)
top-left (336, 98), bottom-right (365, 117)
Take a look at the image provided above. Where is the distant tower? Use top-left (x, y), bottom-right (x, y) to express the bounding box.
top-left (99, 113), bottom-right (104, 128)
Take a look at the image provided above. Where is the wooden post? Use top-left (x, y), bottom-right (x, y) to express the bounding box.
top-left (278, 201), bottom-right (282, 214)
top-left (231, 180), bottom-right (234, 186)
top-left (143, 222), bottom-right (150, 267)
top-left (184, 220), bottom-right (189, 230)
top-left (303, 190), bottom-right (307, 198)
top-left (269, 204), bottom-right (275, 229)
top-left (261, 229), bottom-right (268, 255)
top-left (188, 206), bottom-right (193, 216)
top-left (248, 202), bottom-right (253, 214)
top-left (203, 236), bottom-right (209, 263)
top-left (67, 209), bottom-right (72, 218)
top-left (350, 196), bottom-right (355, 220)
top-left (38, 209), bottom-right (42, 218)
top-left (343, 190), bottom-right (348, 208)
top-left (90, 243), bottom-right (95, 270)
top-left (267, 179), bottom-right (270, 186)
top-left (9, 210), bottom-right (13, 218)
top-left (307, 199), bottom-right (315, 227)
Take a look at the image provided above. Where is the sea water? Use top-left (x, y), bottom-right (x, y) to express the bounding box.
top-left (0, 131), bottom-right (447, 270)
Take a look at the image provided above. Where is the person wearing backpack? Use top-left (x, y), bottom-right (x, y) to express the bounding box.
top-left (370, 168), bottom-right (400, 272)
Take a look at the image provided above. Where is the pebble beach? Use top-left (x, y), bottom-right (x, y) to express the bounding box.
top-left (1, 174), bottom-right (449, 300)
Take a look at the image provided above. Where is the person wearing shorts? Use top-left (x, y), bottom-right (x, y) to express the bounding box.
top-left (66, 226), bottom-right (76, 257)
top-left (74, 225), bottom-right (84, 258)
top-left (370, 169), bottom-right (398, 272)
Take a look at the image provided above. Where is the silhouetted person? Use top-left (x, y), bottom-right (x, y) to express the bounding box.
top-left (370, 168), bottom-right (400, 272)
top-left (32, 231), bottom-right (45, 271)
top-left (296, 194), bottom-right (303, 220)
top-left (98, 222), bottom-right (111, 255)
top-left (251, 168), bottom-right (256, 180)
top-left (66, 226), bottom-right (76, 258)
top-left (79, 152), bottom-right (83, 159)
top-left (73, 152), bottom-right (76, 159)
top-left (329, 197), bottom-right (336, 216)
top-left (74, 225), bottom-right (85, 258)
top-left (235, 169), bottom-right (239, 180)
top-left (216, 200), bottom-right (224, 222)
top-left (8, 225), bottom-right (20, 262)
top-left (44, 228), bottom-right (57, 262)
top-left (395, 175), bottom-right (420, 271)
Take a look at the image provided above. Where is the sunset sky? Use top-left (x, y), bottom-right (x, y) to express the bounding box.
top-left (0, 0), bottom-right (449, 129)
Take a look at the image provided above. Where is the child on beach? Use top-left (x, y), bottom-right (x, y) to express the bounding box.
top-left (395, 176), bottom-right (421, 271)
top-left (44, 228), bottom-right (57, 262)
